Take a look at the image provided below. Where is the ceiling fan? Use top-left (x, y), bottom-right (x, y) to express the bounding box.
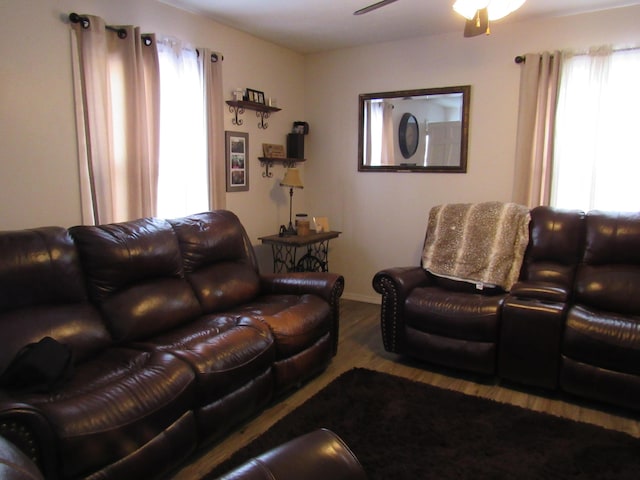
top-left (353, 0), bottom-right (398, 16)
top-left (353, 0), bottom-right (525, 37)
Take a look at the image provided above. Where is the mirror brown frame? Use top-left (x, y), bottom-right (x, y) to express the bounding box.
top-left (358, 85), bottom-right (470, 173)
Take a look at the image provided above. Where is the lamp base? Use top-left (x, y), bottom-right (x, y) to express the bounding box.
top-left (282, 222), bottom-right (297, 236)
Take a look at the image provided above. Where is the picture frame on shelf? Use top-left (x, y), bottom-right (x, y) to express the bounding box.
top-left (246, 88), bottom-right (265, 105)
top-left (313, 216), bottom-right (330, 233)
top-left (225, 131), bottom-right (249, 192)
top-left (262, 143), bottom-right (286, 159)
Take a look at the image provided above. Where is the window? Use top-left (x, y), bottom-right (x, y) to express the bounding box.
top-left (551, 47), bottom-right (640, 211)
top-left (156, 39), bottom-right (209, 219)
top-left (71, 15), bottom-right (225, 225)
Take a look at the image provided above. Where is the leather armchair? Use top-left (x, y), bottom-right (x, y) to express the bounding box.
top-left (374, 259), bottom-right (507, 376)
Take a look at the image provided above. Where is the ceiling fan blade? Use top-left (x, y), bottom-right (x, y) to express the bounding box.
top-left (463, 8), bottom-right (489, 37)
top-left (354, 0), bottom-right (399, 16)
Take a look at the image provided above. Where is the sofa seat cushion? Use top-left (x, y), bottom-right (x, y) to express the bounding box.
top-left (227, 294), bottom-right (332, 359)
top-left (15, 348), bottom-right (196, 479)
top-left (0, 304), bottom-right (112, 369)
top-left (405, 287), bottom-right (505, 342)
top-left (140, 315), bottom-right (276, 403)
top-left (563, 305), bottom-right (640, 376)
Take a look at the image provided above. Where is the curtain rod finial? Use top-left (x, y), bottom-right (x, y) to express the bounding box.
top-left (515, 55), bottom-right (525, 64)
top-left (69, 12), bottom-right (90, 29)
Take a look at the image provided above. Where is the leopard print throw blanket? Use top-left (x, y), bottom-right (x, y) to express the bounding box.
top-left (421, 202), bottom-right (530, 291)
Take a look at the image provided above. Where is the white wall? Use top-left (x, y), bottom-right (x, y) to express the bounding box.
top-left (0, 0), bottom-right (306, 271)
top-left (304, 5), bottom-right (640, 303)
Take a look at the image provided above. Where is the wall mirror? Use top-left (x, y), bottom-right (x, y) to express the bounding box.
top-left (358, 85), bottom-right (470, 173)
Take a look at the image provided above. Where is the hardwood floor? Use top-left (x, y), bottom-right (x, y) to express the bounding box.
top-left (170, 299), bottom-right (640, 479)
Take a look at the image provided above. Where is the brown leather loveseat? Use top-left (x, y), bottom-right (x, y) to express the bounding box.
top-left (0, 210), bottom-right (344, 480)
top-left (374, 206), bottom-right (640, 413)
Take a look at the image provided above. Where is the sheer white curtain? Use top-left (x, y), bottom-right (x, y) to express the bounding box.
top-left (71, 16), bottom-right (159, 224)
top-left (512, 51), bottom-right (561, 207)
top-left (551, 46), bottom-right (640, 211)
top-left (155, 38), bottom-right (208, 219)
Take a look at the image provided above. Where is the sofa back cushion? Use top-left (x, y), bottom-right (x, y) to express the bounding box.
top-left (169, 211), bottom-right (261, 313)
top-left (574, 210), bottom-right (640, 314)
top-left (70, 218), bottom-right (202, 341)
top-left (520, 206), bottom-right (585, 289)
top-left (0, 227), bottom-right (111, 368)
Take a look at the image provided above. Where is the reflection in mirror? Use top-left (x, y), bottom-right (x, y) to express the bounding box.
top-left (358, 86), bottom-right (470, 172)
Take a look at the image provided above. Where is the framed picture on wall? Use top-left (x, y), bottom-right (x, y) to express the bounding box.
top-left (226, 131), bottom-right (249, 192)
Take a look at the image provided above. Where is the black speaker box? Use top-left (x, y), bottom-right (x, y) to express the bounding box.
top-left (287, 134), bottom-right (305, 159)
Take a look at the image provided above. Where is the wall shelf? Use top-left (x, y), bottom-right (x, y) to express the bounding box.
top-left (226, 100), bottom-right (281, 129)
top-left (258, 157), bottom-right (306, 177)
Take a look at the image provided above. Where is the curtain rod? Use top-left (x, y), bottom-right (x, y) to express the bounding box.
top-left (69, 12), bottom-right (128, 39)
top-left (68, 13), bottom-right (223, 56)
top-left (515, 45), bottom-right (640, 64)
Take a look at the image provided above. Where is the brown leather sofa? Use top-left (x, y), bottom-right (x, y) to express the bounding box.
top-left (374, 206), bottom-right (640, 413)
top-left (0, 429), bottom-right (366, 480)
top-left (0, 210), bottom-right (344, 480)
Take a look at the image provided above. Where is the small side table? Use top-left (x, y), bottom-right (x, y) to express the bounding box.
top-left (259, 230), bottom-right (341, 273)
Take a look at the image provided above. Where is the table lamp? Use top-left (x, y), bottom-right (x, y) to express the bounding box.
top-left (280, 168), bottom-right (304, 236)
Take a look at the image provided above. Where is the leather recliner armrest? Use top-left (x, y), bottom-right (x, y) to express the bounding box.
top-left (509, 281), bottom-right (570, 303)
top-left (0, 401), bottom-right (58, 479)
top-left (372, 267), bottom-right (432, 353)
top-left (217, 429), bottom-right (366, 480)
top-left (0, 432), bottom-right (45, 480)
top-left (260, 273), bottom-right (344, 306)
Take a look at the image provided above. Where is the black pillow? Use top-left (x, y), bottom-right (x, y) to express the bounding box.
top-left (0, 337), bottom-right (74, 393)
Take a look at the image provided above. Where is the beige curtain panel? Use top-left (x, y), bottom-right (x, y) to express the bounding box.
top-left (512, 51), bottom-right (561, 208)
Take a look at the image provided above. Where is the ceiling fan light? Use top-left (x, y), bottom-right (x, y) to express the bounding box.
top-left (453, 0), bottom-right (526, 21)
top-left (486, 0), bottom-right (526, 20)
top-left (453, 0), bottom-right (489, 20)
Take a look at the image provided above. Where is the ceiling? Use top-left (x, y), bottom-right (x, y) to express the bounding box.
top-left (158, 0), bottom-right (637, 54)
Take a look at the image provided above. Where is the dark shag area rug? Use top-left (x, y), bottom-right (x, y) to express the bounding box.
top-left (204, 368), bottom-right (640, 479)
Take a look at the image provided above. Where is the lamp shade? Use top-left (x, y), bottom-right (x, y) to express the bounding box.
top-left (280, 168), bottom-right (304, 188)
top-left (453, 0), bottom-right (526, 21)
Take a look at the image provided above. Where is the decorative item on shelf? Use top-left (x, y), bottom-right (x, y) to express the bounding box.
top-left (287, 121), bottom-right (309, 160)
top-left (293, 121), bottom-right (309, 135)
top-left (260, 144), bottom-right (286, 177)
top-left (280, 168), bottom-right (304, 236)
top-left (287, 134), bottom-right (305, 160)
top-left (245, 88), bottom-right (265, 105)
top-left (233, 88), bottom-right (244, 102)
top-left (263, 143), bottom-right (286, 159)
